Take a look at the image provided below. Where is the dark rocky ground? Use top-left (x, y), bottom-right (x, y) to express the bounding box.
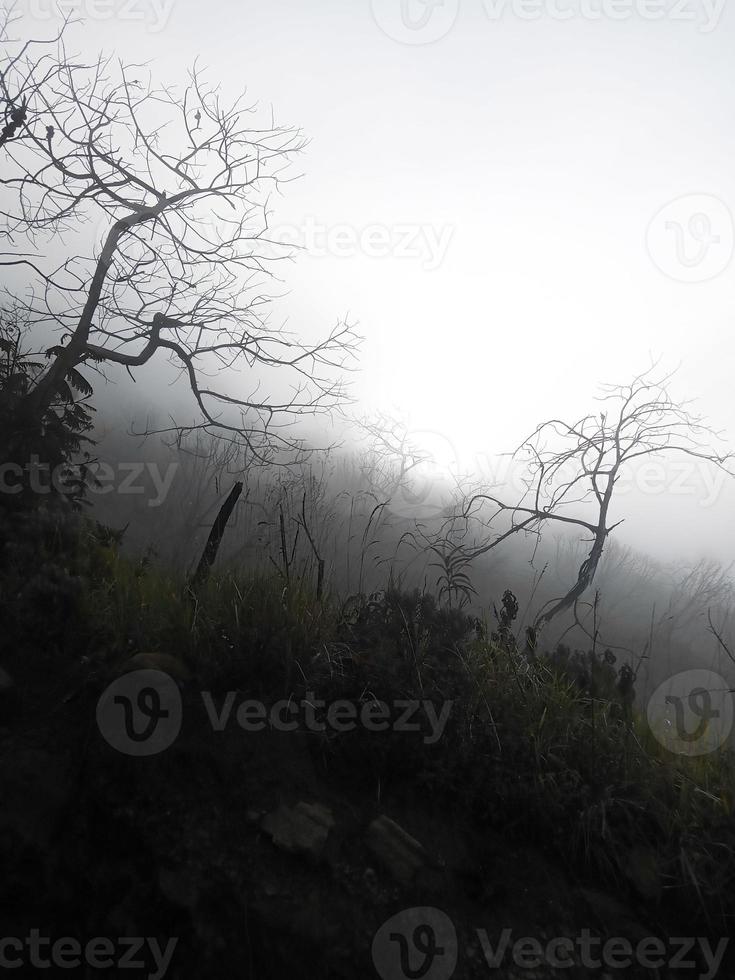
top-left (0, 645), bottom-right (731, 979)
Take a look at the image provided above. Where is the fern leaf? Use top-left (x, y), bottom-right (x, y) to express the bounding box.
top-left (66, 367), bottom-right (93, 397)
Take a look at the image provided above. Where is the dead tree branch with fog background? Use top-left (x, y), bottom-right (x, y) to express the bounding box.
top-left (0, 18), bottom-right (358, 490)
top-left (448, 366), bottom-right (735, 639)
top-left (3, 10), bottom-right (735, 964)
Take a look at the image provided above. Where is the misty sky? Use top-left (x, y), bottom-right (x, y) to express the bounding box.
top-left (11, 0), bottom-right (735, 564)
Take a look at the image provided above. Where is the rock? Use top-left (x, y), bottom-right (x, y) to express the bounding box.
top-left (260, 802), bottom-right (335, 862)
top-left (366, 815), bottom-right (427, 885)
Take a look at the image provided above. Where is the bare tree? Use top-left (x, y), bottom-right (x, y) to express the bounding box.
top-left (0, 7), bottom-right (74, 153)
top-left (1, 22), bottom-right (358, 468)
top-left (357, 412), bottom-right (439, 505)
top-left (453, 366), bottom-right (735, 637)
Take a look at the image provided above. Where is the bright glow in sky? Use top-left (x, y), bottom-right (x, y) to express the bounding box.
top-left (10, 0), bottom-right (735, 563)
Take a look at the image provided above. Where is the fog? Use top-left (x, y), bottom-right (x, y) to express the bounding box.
top-left (7, 0), bottom-right (735, 566)
top-left (5, 3), bottom-right (735, 603)
top-left (5, 4), bottom-right (735, 964)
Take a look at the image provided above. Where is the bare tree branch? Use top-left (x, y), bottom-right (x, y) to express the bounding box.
top-left (451, 364), bottom-right (735, 634)
top-left (1, 22), bottom-right (360, 466)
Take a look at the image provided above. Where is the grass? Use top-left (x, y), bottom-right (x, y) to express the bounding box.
top-left (2, 505), bottom-right (734, 937)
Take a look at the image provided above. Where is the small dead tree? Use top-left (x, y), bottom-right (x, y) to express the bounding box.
top-left (1, 24), bottom-right (358, 477)
top-left (358, 412), bottom-right (438, 505)
top-left (189, 480), bottom-right (243, 591)
top-left (455, 366), bottom-right (735, 637)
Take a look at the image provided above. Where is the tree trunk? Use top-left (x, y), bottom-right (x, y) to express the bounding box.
top-left (189, 481), bottom-right (243, 591)
top-left (533, 526), bottom-right (607, 633)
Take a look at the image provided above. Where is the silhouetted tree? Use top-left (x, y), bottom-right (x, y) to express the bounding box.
top-left (1, 20), bottom-right (358, 484)
top-left (0, 8), bottom-right (73, 152)
top-left (455, 366), bottom-right (735, 635)
top-left (0, 308), bottom-right (94, 509)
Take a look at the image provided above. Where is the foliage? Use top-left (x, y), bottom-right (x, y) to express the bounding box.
top-left (0, 315), bottom-right (95, 512)
top-left (5, 524), bottom-right (734, 932)
top-left (544, 642), bottom-right (637, 719)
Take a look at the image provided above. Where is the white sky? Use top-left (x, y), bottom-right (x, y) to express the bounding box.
top-left (10, 0), bottom-right (735, 564)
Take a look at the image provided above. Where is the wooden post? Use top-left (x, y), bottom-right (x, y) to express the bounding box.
top-left (189, 481), bottom-right (243, 591)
